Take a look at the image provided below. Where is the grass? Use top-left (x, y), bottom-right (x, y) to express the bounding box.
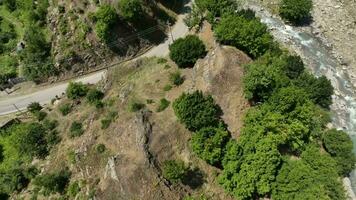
top-left (156, 98), bottom-right (170, 112)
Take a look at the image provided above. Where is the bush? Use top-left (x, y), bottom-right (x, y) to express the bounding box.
top-left (284, 55), bottom-right (305, 79)
top-left (323, 129), bottom-right (356, 176)
top-left (294, 73), bottom-right (334, 108)
top-left (214, 14), bottom-right (275, 59)
top-left (59, 103), bottom-right (72, 116)
top-left (8, 123), bottom-right (49, 159)
top-left (169, 71), bottom-right (184, 86)
top-left (169, 35), bottom-right (206, 68)
top-left (101, 111), bottom-right (118, 129)
top-left (42, 119), bottom-right (58, 131)
top-left (96, 144), bottom-right (106, 153)
top-left (173, 91), bottom-right (221, 131)
top-left (118, 0), bottom-right (143, 21)
top-left (243, 54), bottom-right (289, 102)
top-left (69, 122), bottom-right (84, 138)
top-left (66, 82), bottom-right (89, 100)
top-left (128, 101), bottom-right (145, 112)
top-left (93, 5), bottom-right (118, 41)
top-left (0, 168), bottom-right (30, 195)
top-left (163, 160), bottom-right (187, 183)
top-left (163, 84), bottom-right (172, 91)
top-left (156, 98), bottom-right (170, 112)
top-left (34, 111), bottom-right (47, 121)
top-left (86, 89), bottom-right (104, 105)
top-left (191, 126), bottom-right (230, 166)
top-left (67, 181), bottom-right (80, 198)
top-left (27, 102), bottom-right (42, 113)
top-left (33, 169), bottom-right (71, 195)
top-left (279, 0), bottom-right (313, 25)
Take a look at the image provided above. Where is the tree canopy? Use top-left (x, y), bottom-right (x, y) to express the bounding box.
top-left (191, 126), bottom-right (230, 166)
top-left (214, 14), bottom-right (276, 59)
top-left (279, 0), bottom-right (313, 25)
top-left (173, 91), bottom-right (221, 131)
top-left (118, 0), bottom-right (144, 21)
top-left (169, 35), bottom-right (206, 68)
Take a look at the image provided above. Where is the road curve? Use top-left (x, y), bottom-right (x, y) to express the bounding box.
top-left (0, 9), bottom-right (189, 116)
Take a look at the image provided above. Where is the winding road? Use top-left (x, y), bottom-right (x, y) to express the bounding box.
top-left (0, 9), bottom-right (189, 116)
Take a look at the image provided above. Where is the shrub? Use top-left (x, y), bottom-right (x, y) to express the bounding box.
top-left (86, 89), bottom-right (104, 105)
top-left (279, 0), bottom-right (313, 25)
top-left (8, 122), bottom-right (49, 159)
top-left (96, 144), bottom-right (106, 153)
top-left (101, 111), bottom-right (118, 129)
top-left (294, 73), bottom-right (334, 108)
top-left (27, 102), bottom-right (42, 113)
top-left (157, 58), bottom-right (167, 64)
top-left (118, 0), bottom-right (143, 21)
top-left (156, 98), bottom-right (170, 112)
top-left (323, 129), bottom-right (356, 176)
top-left (33, 169), bottom-right (71, 195)
top-left (214, 14), bottom-right (275, 59)
top-left (163, 84), bottom-right (172, 91)
top-left (169, 35), bottom-right (206, 68)
top-left (169, 71), bottom-right (184, 86)
top-left (173, 91), bottom-right (221, 131)
top-left (191, 126), bottom-right (230, 166)
top-left (69, 122), bottom-right (84, 138)
top-left (59, 103), bottom-right (72, 116)
top-left (67, 181), bottom-right (80, 198)
top-left (284, 55), bottom-right (305, 79)
top-left (162, 160), bottom-right (187, 183)
top-left (93, 5), bottom-right (118, 41)
top-left (0, 168), bottom-right (30, 194)
top-left (42, 119), bottom-right (58, 131)
top-left (129, 101), bottom-right (145, 112)
top-left (66, 82), bottom-right (89, 100)
top-left (34, 111), bottom-right (47, 121)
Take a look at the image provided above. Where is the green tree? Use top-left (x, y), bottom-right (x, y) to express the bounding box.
top-left (9, 123), bottom-right (48, 159)
top-left (284, 55), bottom-right (305, 79)
top-left (66, 82), bottom-right (89, 100)
top-left (219, 136), bottom-right (281, 200)
top-left (214, 14), bottom-right (275, 58)
top-left (294, 73), bottom-right (334, 108)
top-left (21, 25), bottom-right (54, 83)
top-left (323, 129), bottom-right (356, 176)
top-left (94, 5), bottom-right (118, 41)
top-left (279, 0), bottom-right (313, 25)
top-left (162, 160), bottom-right (187, 183)
top-left (118, 0), bottom-right (143, 21)
top-left (173, 91), bottom-right (221, 131)
top-left (169, 35), bottom-right (206, 68)
top-left (243, 56), bottom-right (289, 102)
top-left (195, 0), bottom-right (238, 19)
top-left (191, 126), bottom-right (230, 166)
top-left (33, 169), bottom-right (71, 195)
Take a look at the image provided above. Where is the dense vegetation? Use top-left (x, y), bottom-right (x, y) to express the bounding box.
top-left (169, 35), bottom-right (207, 68)
top-left (93, 5), bottom-right (119, 42)
top-left (172, 6), bottom-right (353, 200)
top-left (214, 14), bottom-right (277, 59)
top-left (118, 0), bottom-right (144, 21)
top-left (279, 0), bottom-right (313, 25)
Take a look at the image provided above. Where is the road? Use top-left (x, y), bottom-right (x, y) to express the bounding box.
top-left (0, 11), bottom-right (189, 115)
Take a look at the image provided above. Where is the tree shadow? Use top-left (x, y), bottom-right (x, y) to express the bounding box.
top-left (182, 167), bottom-right (205, 189)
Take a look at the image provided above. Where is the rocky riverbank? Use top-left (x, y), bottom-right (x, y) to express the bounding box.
top-left (311, 0), bottom-right (356, 88)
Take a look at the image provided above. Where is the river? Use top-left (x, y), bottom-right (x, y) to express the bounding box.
top-left (244, 1), bottom-right (356, 198)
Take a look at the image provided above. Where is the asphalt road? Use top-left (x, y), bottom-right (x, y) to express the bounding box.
top-left (0, 11), bottom-right (189, 115)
